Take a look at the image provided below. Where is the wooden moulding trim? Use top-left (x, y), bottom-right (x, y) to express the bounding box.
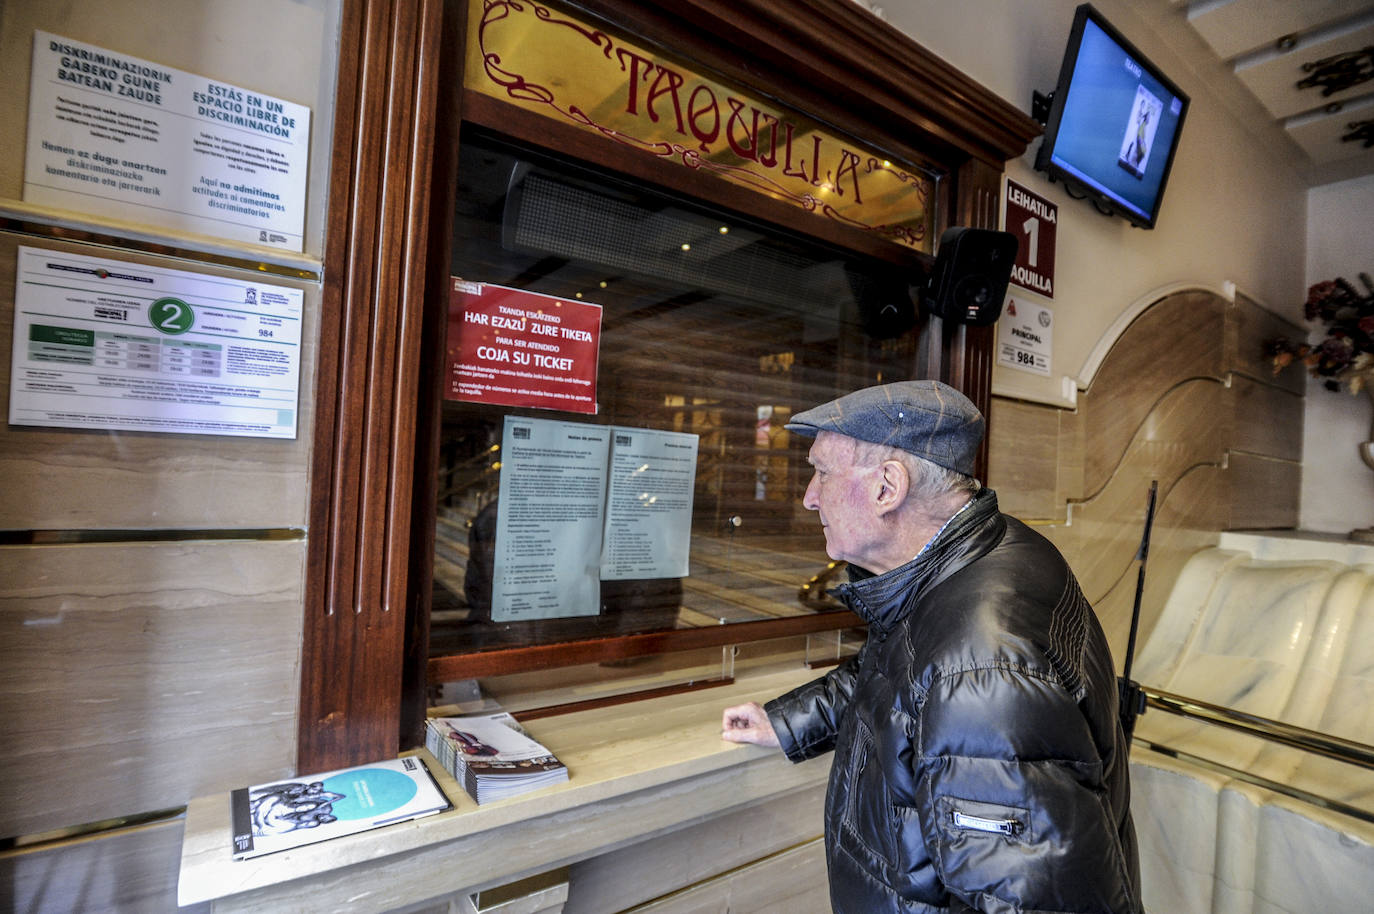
top-left (401, 0), bottom-right (472, 752)
top-left (383, 0), bottom-right (445, 623)
top-left (513, 677), bottom-right (735, 722)
top-left (461, 92), bottom-right (930, 268)
top-left (426, 611), bottom-right (863, 682)
top-left (301, 0), bottom-right (442, 772)
top-left (568, 0), bottom-right (1041, 167)
top-left (949, 158), bottom-right (1004, 478)
top-left (300, 0), bottom-right (364, 771)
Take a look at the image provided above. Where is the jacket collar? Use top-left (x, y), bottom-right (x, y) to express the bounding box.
top-left (833, 487), bottom-right (1003, 634)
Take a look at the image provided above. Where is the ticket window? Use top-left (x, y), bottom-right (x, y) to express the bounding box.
top-left (428, 129), bottom-right (928, 675)
top-left (289, 0), bottom-right (1037, 771)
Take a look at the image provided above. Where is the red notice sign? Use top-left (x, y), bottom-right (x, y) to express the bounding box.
top-left (1004, 179), bottom-right (1057, 299)
top-left (446, 280), bottom-right (602, 414)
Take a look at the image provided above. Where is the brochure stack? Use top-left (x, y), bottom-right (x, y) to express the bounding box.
top-left (425, 712), bottom-right (568, 805)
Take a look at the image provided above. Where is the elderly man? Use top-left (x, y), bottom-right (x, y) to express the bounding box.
top-left (722, 380), bottom-right (1139, 913)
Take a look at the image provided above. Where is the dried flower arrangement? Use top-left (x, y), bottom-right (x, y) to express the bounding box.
top-left (1265, 274), bottom-right (1374, 393)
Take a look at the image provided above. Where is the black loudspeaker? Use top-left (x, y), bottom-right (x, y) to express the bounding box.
top-left (923, 227), bottom-right (1019, 326)
top-left (848, 268), bottom-right (917, 339)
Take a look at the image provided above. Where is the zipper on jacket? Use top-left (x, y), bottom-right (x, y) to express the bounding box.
top-left (951, 810), bottom-right (1022, 836)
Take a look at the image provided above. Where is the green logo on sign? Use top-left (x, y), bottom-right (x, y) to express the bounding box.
top-left (149, 297), bottom-right (195, 335)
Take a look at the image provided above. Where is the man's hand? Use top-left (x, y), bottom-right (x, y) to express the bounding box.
top-left (721, 701), bottom-right (780, 747)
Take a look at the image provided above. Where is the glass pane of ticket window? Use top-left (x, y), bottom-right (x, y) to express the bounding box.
top-left (430, 129), bottom-right (929, 669)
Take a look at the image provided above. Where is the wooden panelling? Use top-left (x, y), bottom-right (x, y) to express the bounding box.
top-left (1081, 291), bottom-right (1228, 495)
top-left (571, 0), bottom-right (1041, 172)
top-left (1228, 453), bottom-right (1302, 530)
top-left (564, 786), bottom-right (824, 914)
top-left (308, 0), bottom-right (1039, 770)
top-left (0, 236), bottom-right (317, 530)
top-left (0, 819), bottom-right (203, 914)
top-left (300, 0), bottom-right (443, 772)
top-left (0, 540), bottom-right (304, 837)
top-left (952, 158), bottom-right (1006, 481)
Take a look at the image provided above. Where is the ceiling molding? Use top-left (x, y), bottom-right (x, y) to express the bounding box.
top-left (1177, 0), bottom-right (1374, 185)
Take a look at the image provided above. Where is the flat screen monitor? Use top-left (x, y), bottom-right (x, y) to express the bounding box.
top-left (1035, 4), bottom-right (1190, 229)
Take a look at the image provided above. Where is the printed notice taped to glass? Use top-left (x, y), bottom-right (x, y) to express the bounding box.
top-left (490, 416), bottom-right (698, 622)
top-left (9, 246), bottom-right (302, 438)
top-left (492, 417), bottom-right (609, 622)
top-left (600, 426), bottom-right (698, 581)
top-left (24, 32), bottom-right (310, 250)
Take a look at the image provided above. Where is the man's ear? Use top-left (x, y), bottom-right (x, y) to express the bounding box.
top-left (874, 459), bottom-right (910, 516)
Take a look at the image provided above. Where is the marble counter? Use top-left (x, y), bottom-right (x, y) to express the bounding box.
top-left (1128, 532), bottom-right (1374, 913)
top-left (176, 666), bottom-right (830, 913)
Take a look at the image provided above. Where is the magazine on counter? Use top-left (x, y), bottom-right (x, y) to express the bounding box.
top-left (426, 712), bottom-right (568, 804)
top-left (230, 756), bottom-right (451, 859)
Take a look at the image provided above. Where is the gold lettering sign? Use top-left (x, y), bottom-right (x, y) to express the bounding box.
top-left (465, 0), bottom-right (936, 252)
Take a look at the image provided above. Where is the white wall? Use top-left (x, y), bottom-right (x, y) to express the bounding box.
top-left (877, 0), bottom-right (1310, 408)
top-left (876, 0), bottom-right (1374, 531)
top-left (1302, 174), bottom-right (1374, 533)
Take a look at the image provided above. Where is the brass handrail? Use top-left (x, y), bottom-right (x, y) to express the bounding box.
top-left (798, 560), bottom-right (849, 609)
top-left (1141, 685), bottom-right (1374, 771)
top-left (1135, 685), bottom-right (1374, 825)
top-left (1135, 739), bottom-right (1374, 826)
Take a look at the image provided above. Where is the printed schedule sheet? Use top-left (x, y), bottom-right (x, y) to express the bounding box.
top-left (9, 246), bottom-right (303, 438)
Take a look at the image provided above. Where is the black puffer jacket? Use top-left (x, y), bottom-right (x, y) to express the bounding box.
top-left (766, 489), bottom-right (1140, 913)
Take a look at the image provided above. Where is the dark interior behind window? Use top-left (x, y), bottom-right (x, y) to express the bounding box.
top-left (429, 130), bottom-right (927, 665)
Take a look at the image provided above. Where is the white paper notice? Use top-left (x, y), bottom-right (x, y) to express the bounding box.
top-left (24, 32), bottom-right (310, 250)
top-left (491, 417), bottom-right (609, 622)
top-left (996, 297), bottom-right (1053, 377)
top-left (9, 246), bottom-right (302, 438)
top-left (601, 427), bottom-right (698, 580)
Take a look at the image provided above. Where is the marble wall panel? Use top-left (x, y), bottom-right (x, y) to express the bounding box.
top-left (627, 839), bottom-right (828, 914)
top-left (1250, 569), bottom-right (1374, 798)
top-left (1231, 376), bottom-right (1303, 461)
top-left (0, 235), bottom-right (318, 530)
top-left (564, 786), bottom-right (824, 913)
top-left (0, 540), bottom-right (304, 837)
top-left (1126, 537), bottom-right (1374, 913)
top-left (0, 818), bottom-right (204, 914)
top-left (1206, 780), bottom-right (1374, 914)
top-left (1057, 406), bottom-right (1086, 506)
top-left (1129, 753), bottom-right (1229, 914)
top-left (1227, 454), bottom-right (1301, 529)
top-left (987, 397), bottom-right (1063, 520)
top-left (1247, 799), bottom-right (1374, 914)
top-left (1160, 560), bottom-right (1337, 717)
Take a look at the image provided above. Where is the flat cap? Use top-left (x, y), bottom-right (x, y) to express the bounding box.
top-left (785, 380), bottom-right (983, 476)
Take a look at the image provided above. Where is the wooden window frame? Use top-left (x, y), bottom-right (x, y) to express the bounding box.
top-left (300, 0), bottom-right (1040, 773)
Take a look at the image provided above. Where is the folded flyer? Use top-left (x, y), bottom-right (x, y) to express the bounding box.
top-left (426, 712), bottom-right (568, 804)
top-left (231, 756), bottom-right (451, 859)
